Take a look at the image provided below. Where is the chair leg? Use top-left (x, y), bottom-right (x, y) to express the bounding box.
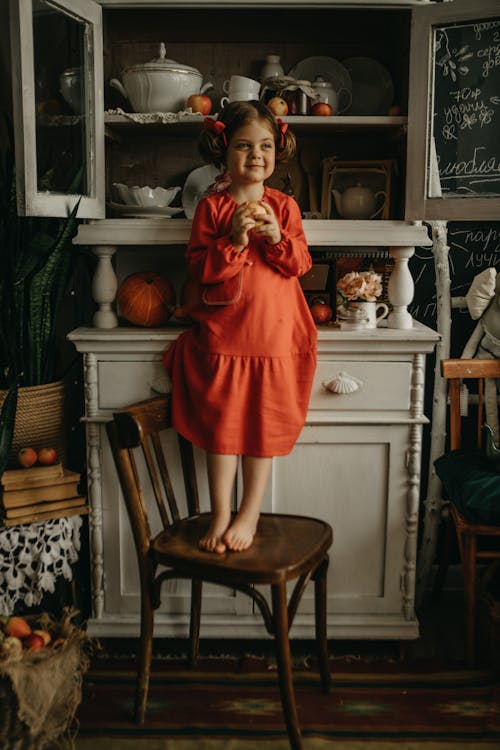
top-left (271, 582), bottom-right (302, 750)
top-left (432, 511), bottom-right (454, 601)
top-left (314, 558), bottom-right (331, 694)
top-left (462, 532), bottom-right (477, 668)
top-left (189, 577), bottom-right (202, 666)
top-left (135, 591), bottom-right (154, 723)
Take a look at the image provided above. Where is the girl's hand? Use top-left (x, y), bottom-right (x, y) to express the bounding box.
top-left (252, 201), bottom-right (281, 245)
top-left (230, 203), bottom-right (256, 250)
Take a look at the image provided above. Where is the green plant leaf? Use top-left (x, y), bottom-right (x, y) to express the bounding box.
top-left (0, 383), bottom-right (18, 477)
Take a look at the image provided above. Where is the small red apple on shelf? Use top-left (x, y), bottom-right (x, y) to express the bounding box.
top-left (267, 97), bottom-right (288, 116)
top-left (310, 301), bottom-right (333, 324)
top-left (38, 447), bottom-right (58, 465)
top-left (387, 104), bottom-right (402, 116)
top-left (186, 93), bottom-right (212, 115)
top-left (17, 447), bottom-right (38, 468)
top-left (311, 101), bottom-right (333, 117)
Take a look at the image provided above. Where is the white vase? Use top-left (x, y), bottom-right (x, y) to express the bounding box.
top-left (339, 300), bottom-right (389, 329)
top-left (260, 55), bottom-right (284, 82)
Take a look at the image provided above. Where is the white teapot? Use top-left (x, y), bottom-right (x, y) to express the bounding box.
top-left (332, 183), bottom-right (387, 220)
top-left (311, 76), bottom-right (351, 115)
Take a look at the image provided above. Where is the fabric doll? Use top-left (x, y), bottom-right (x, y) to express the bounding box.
top-left (461, 267), bottom-right (500, 440)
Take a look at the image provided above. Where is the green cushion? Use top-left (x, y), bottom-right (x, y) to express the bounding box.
top-left (434, 449), bottom-right (500, 525)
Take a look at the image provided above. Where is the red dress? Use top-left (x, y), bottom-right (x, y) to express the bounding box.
top-left (163, 186), bottom-right (317, 457)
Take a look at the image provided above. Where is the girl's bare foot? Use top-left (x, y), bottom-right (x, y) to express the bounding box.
top-left (199, 515), bottom-right (230, 554)
top-left (223, 510), bottom-right (258, 552)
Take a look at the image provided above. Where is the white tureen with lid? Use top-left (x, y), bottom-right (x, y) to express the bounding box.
top-left (110, 43), bottom-right (213, 113)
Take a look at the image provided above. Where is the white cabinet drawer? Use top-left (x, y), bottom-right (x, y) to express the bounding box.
top-left (98, 360), bottom-right (169, 410)
top-left (309, 360), bottom-right (411, 411)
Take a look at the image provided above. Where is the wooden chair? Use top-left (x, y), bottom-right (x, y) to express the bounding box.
top-left (434, 359), bottom-right (500, 667)
top-left (106, 394), bottom-right (333, 750)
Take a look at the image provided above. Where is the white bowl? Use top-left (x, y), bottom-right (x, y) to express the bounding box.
top-left (112, 182), bottom-right (135, 205)
top-left (112, 183), bottom-right (181, 207)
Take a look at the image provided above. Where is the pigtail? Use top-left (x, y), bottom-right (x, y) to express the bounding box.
top-left (199, 126), bottom-right (227, 168)
top-left (276, 126), bottom-right (296, 163)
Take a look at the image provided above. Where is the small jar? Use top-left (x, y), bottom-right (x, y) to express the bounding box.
top-left (282, 87), bottom-right (298, 115)
top-left (260, 54), bottom-right (284, 82)
top-left (295, 79), bottom-right (313, 115)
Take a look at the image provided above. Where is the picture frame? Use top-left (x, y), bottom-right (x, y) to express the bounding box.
top-left (320, 159), bottom-right (395, 220)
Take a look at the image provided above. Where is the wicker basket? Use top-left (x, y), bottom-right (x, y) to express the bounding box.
top-left (0, 381), bottom-right (68, 467)
top-left (0, 611), bottom-right (94, 750)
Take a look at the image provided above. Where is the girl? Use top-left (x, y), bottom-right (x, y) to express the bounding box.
top-left (163, 100), bottom-right (317, 554)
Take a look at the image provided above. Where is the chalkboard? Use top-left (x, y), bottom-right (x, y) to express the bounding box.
top-left (409, 220), bottom-right (500, 357)
top-left (432, 18), bottom-right (500, 197)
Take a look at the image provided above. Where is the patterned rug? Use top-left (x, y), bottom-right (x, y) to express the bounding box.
top-left (74, 656), bottom-right (500, 747)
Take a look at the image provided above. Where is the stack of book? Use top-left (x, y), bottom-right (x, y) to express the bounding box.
top-left (0, 463), bottom-right (88, 526)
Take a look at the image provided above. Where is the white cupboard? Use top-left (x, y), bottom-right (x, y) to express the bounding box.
top-left (68, 324), bottom-right (438, 638)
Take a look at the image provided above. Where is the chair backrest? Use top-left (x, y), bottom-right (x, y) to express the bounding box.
top-left (441, 358), bottom-right (500, 450)
top-left (106, 395), bottom-right (200, 563)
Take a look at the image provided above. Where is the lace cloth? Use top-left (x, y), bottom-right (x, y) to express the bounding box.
top-left (0, 516), bottom-right (82, 615)
top-left (105, 107), bottom-right (204, 124)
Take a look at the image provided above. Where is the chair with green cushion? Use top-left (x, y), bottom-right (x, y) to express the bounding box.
top-left (434, 359), bottom-right (500, 667)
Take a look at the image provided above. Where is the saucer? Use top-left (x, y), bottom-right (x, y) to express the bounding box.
top-left (107, 202), bottom-right (184, 218)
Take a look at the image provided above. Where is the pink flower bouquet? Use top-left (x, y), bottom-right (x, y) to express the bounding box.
top-left (336, 271), bottom-right (383, 302)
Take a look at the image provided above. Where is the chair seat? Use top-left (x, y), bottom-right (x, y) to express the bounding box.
top-left (435, 449), bottom-right (500, 525)
top-left (152, 512), bottom-right (333, 585)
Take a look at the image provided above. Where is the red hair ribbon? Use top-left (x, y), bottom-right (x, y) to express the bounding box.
top-left (276, 118), bottom-right (288, 148)
top-left (204, 117), bottom-right (227, 145)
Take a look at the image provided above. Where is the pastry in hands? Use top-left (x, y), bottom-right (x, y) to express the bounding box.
top-left (246, 201), bottom-right (266, 227)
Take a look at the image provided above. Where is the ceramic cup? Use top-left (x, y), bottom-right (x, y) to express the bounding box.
top-left (344, 300), bottom-right (389, 329)
top-left (220, 75), bottom-right (261, 107)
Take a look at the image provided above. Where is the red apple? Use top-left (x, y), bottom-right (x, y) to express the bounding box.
top-left (311, 102), bottom-right (333, 117)
top-left (267, 97), bottom-right (288, 116)
top-left (17, 447), bottom-right (38, 468)
top-left (37, 447), bottom-right (58, 465)
top-left (5, 616), bottom-right (31, 639)
top-left (387, 104), bottom-right (402, 116)
top-left (187, 94), bottom-right (212, 115)
top-left (310, 301), bottom-right (333, 324)
top-left (24, 633), bottom-right (45, 651)
top-left (32, 629), bottom-right (52, 646)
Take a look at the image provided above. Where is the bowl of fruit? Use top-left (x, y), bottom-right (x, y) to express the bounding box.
top-left (0, 611), bottom-right (96, 748)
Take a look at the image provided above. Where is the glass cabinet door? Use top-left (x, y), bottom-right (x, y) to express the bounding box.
top-left (9, 0), bottom-right (104, 218)
top-left (406, 0), bottom-right (500, 221)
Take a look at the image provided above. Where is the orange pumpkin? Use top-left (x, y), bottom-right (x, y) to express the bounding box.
top-left (117, 272), bottom-right (176, 327)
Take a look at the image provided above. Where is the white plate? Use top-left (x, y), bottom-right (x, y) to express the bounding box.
top-left (107, 202), bottom-right (184, 218)
top-left (342, 57), bottom-right (394, 116)
top-left (288, 56), bottom-right (352, 113)
top-left (182, 164), bottom-right (223, 219)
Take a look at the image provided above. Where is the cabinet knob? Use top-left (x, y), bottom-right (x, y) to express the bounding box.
top-left (322, 371), bottom-right (363, 394)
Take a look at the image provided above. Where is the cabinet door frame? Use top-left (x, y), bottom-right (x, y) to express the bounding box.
top-left (406, 0), bottom-right (500, 220)
top-left (9, 0), bottom-right (105, 218)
